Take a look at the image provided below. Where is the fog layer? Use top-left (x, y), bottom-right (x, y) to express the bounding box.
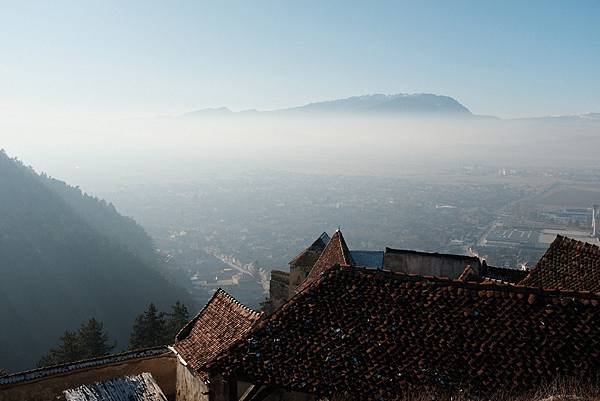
top-left (2, 115), bottom-right (599, 192)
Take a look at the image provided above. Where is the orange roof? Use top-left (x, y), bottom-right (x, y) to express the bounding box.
top-left (296, 229), bottom-right (353, 293)
top-left (210, 266), bottom-right (600, 399)
top-left (520, 235), bottom-right (600, 292)
top-left (173, 289), bottom-right (261, 379)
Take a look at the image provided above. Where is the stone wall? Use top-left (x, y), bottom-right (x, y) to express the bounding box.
top-left (270, 270), bottom-right (290, 308)
top-left (288, 265), bottom-right (312, 298)
top-left (0, 353), bottom-right (176, 401)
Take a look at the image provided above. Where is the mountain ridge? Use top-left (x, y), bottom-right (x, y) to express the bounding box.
top-left (514, 112), bottom-right (600, 123)
top-left (181, 93), bottom-right (473, 118)
top-left (179, 94), bottom-right (600, 121)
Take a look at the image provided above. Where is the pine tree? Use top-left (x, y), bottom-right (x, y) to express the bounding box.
top-left (38, 319), bottom-right (115, 367)
top-left (38, 330), bottom-right (83, 367)
top-left (129, 313), bottom-right (147, 349)
top-left (78, 318), bottom-right (114, 359)
top-left (129, 303), bottom-right (167, 349)
top-left (165, 301), bottom-right (190, 342)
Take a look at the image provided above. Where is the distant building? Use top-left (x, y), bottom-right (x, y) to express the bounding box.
top-left (295, 230), bottom-right (354, 293)
top-left (287, 232), bottom-right (330, 298)
top-left (267, 229), bottom-right (527, 309)
top-left (383, 247), bottom-right (482, 278)
top-left (261, 232), bottom-right (330, 313)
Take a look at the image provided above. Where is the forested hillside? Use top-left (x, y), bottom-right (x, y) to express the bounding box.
top-left (0, 150), bottom-right (193, 371)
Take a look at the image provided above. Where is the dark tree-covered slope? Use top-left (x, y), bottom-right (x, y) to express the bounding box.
top-left (40, 176), bottom-right (157, 265)
top-left (0, 150), bottom-right (193, 371)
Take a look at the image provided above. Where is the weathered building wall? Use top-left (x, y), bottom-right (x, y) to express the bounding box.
top-left (269, 270), bottom-right (290, 309)
top-left (207, 374), bottom-right (230, 401)
top-left (288, 265), bottom-right (312, 298)
top-left (0, 354), bottom-right (176, 401)
top-left (176, 362), bottom-right (209, 401)
top-left (383, 249), bottom-right (481, 279)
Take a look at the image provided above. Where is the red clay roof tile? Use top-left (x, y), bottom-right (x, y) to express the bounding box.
top-left (480, 264), bottom-right (529, 284)
top-left (520, 235), bottom-right (600, 292)
top-left (296, 230), bottom-right (353, 293)
top-left (209, 267), bottom-right (600, 399)
top-left (173, 289), bottom-right (261, 379)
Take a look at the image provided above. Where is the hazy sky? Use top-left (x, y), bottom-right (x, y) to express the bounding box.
top-left (1, 1), bottom-right (599, 119)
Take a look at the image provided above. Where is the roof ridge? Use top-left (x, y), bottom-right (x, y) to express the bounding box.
top-left (175, 290), bottom-right (222, 342)
top-left (0, 347), bottom-right (169, 386)
top-left (175, 288), bottom-right (259, 342)
top-left (519, 234), bottom-right (600, 289)
top-left (208, 262), bottom-right (600, 398)
top-left (214, 288), bottom-right (262, 317)
top-left (295, 229), bottom-right (353, 293)
top-left (288, 232), bottom-right (330, 266)
top-left (481, 277), bottom-right (518, 285)
top-left (487, 264), bottom-right (526, 272)
top-left (457, 265), bottom-right (477, 281)
top-left (172, 289), bottom-right (261, 378)
top-left (335, 229), bottom-right (353, 266)
top-left (556, 234), bottom-right (600, 251)
top-left (318, 265), bottom-right (600, 301)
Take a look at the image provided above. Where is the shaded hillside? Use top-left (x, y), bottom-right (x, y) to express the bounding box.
top-left (0, 150), bottom-right (193, 372)
top-left (41, 175), bottom-right (157, 265)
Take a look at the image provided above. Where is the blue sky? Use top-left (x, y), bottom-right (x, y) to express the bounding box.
top-left (1, 1), bottom-right (599, 118)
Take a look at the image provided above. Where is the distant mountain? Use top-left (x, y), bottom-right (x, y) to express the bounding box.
top-left (0, 151), bottom-right (194, 372)
top-left (278, 94), bottom-right (472, 115)
top-left (180, 106), bottom-right (234, 118)
top-left (515, 112), bottom-right (600, 123)
top-left (181, 93), bottom-right (473, 118)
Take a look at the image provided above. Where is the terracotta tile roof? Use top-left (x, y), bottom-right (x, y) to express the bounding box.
top-left (519, 235), bottom-right (600, 292)
top-left (288, 232), bottom-right (330, 267)
top-left (173, 289), bottom-right (261, 379)
top-left (209, 267), bottom-right (600, 399)
top-left (480, 263), bottom-right (529, 284)
top-left (458, 262), bottom-right (528, 285)
top-left (296, 230), bottom-right (353, 293)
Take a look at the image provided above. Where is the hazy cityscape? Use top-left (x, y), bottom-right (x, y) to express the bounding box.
top-left (1, 2), bottom-right (600, 401)
top-left (99, 166), bottom-right (600, 308)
